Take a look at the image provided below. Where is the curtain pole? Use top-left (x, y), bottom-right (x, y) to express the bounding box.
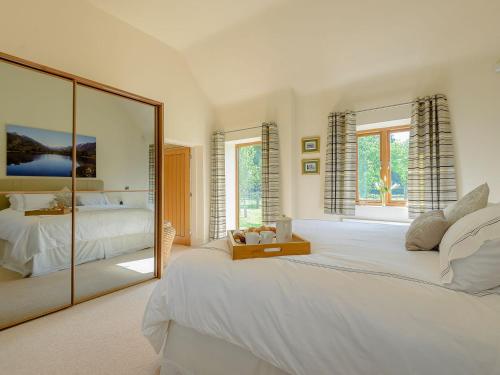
top-left (223, 125), bottom-right (263, 134)
top-left (354, 100), bottom-right (416, 114)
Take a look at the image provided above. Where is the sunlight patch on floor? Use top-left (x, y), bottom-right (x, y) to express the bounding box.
top-left (117, 257), bottom-right (154, 274)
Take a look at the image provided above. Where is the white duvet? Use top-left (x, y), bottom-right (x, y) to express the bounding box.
top-left (143, 220), bottom-right (500, 375)
top-left (0, 206), bottom-right (154, 276)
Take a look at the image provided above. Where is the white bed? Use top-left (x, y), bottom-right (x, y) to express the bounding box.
top-left (143, 220), bottom-right (500, 375)
top-left (0, 205), bottom-right (154, 276)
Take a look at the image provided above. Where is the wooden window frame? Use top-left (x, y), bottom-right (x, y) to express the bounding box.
top-left (235, 141), bottom-right (262, 229)
top-left (356, 125), bottom-right (410, 207)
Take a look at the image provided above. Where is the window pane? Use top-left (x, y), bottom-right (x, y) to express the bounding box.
top-left (390, 131), bottom-right (410, 201)
top-left (238, 144), bottom-right (262, 228)
top-left (358, 135), bottom-right (381, 200)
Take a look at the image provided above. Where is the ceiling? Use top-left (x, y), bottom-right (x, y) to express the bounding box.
top-left (87, 0), bottom-right (286, 50)
top-left (88, 0), bottom-right (500, 106)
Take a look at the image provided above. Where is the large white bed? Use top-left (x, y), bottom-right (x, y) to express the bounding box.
top-left (0, 205), bottom-right (154, 277)
top-left (143, 220), bottom-right (500, 375)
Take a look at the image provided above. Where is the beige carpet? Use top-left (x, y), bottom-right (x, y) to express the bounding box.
top-left (0, 248), bottom-right (156, 328)
top-left (0, 245), bottom-right (190, 375)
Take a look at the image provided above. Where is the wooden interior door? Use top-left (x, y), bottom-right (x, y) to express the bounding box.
top-left (164, 147), bottom-right (191, 245)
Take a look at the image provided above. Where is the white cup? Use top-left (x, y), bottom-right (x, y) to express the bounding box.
top-left (245, 232), bottom-right (260, 245)
top-left (260, 231), bottom-right (274, 244)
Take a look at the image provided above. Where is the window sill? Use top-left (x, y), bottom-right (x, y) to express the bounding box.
top-left (354, 205), bottom-right (409, 222)
top-left (356, 201), bottom-right (407, 207)
top-left (342, 217), bottom-right (411, 225)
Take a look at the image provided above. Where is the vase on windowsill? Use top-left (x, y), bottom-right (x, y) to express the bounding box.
top-left (375, 178), bottom-right (399, 207)
top-left (380, 194), bottom-right (387, 207)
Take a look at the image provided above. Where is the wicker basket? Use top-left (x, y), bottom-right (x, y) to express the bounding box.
top-left (162, 222), bottom-right (176, 268)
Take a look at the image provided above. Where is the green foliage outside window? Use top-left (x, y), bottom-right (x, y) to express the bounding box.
top-left (358, 131), bottom-right (409, 202)
top-left (358, 135), bottom-right (381, 200)
top-left (390, 132), bottom-right (409, 200)
top-left (238, 144), bottom-right (262, 228)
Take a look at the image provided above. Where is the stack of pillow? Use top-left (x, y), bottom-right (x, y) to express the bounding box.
top-left (7, 189), bottom-right (112, 212)
top-left (76, 192), bottom-right (111, 206)
top-left (406, 183), bottom-right (500, 293)
top-left (7, 193), bottom-right (56, 212)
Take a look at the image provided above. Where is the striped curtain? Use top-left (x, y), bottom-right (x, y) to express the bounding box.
top-left (408, 94), bottom-right (457, 218)
top-left (148, 144), bottom-right (155, 205)
top-left (262, 122), bottom-right (281, 224)
top-left (324, 112), bottom-right (357, 215)
top-left (209, 131), bottom-right (227, 239)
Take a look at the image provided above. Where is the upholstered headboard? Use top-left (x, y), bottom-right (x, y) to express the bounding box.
top-left (0, 178), bottom-right (104, 210)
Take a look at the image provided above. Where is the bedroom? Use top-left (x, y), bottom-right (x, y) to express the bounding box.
top-left (1, 0), bottom-right (500, 374)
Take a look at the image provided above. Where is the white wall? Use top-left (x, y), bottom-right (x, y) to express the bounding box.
top-left (77, 85), bottom-right (154, 191)
top-left (215, 56), bottom-right (500, 221)
top-left (0, 61), bottom-right (73, 177)
top-left (293, 56), bottom-right (500, 220)
top-left (0, 0), bottom-right (215, 242)
top-left (1, 62), bottom-right (154, 209)
top-left (216, 89), bottom-right (296, 218)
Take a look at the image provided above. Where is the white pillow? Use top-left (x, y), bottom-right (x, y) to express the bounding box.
top-left (76, 192), bottom-right (110, 206)
top-left (7, 194), bottom-right (24, 211)
top-left (22, 194), bottom-right (56, 211)
top-left (439, 204), bottom-right (500, 293)
top-left (105, 193), bottom-right (121, 205)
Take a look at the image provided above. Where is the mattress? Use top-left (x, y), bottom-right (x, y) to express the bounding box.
top-left (161, 321), bottom-right (287, 375)
top-left (143, 220), bottom-right (500, 375)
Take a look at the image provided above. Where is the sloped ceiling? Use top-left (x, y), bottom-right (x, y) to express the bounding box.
top-left (87, 0), bottom-right (286, 49)
top-left (88, 0), bottom-right (500, 106)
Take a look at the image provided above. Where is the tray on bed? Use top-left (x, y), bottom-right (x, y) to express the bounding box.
top-left (227, 230), bottom-right (311, 260)
top-left (24, 207), bottom-right (72, 216)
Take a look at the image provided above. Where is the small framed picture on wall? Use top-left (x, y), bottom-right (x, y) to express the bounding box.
top-left (302, 159), bottom-right (320, 175)
top-left (301, 137), bottom-right (320, 153)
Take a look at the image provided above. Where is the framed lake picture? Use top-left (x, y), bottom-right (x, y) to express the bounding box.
top-left (302, 158), bottom-right (320, 175)
top-left (6, 125), bottom-right (96, 178)
top-left (301, 136), bottom-right (320, 153)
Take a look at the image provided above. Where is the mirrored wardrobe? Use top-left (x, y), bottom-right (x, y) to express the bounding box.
top-left (0, 53), bottom-right (164, 329)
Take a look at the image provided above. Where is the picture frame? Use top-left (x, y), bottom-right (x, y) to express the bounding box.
top-left (6, 124), bottom-right (96, 178)
top-left (302, 158), bottom-right (320, 175)
top-left (301, 136), bottom-right (320, 153)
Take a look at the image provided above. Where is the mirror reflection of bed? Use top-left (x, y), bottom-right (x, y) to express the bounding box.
top-left (74, 189), bottom-right (155, 303)
top-left (0, 179), bottom-right (155, 326)
top-left (0, 59), bottom-right (158, 328)
top-left (74, 84), bottom-right (156, 302)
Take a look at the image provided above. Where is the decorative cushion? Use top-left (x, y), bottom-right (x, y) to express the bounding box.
top-left (405, 210), bottom-right (449, 251)
top-left (440, 204), bottom-right (500, 293)
top-left (55, 186), bottom-right (72, 208)
top-left (443, 183), bottom-right (489, 225)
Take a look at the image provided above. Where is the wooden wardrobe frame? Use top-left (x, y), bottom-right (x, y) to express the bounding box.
top-left (0, 51), bottom-right (164, 329)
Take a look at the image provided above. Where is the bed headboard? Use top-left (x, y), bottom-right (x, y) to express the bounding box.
top-left (0, 178), bottom-right (104, 210)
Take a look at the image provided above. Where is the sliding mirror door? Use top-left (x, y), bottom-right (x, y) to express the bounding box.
top-left (74, 85), bottom-right (156, 302)
top-left (0, 60), bottom-right (73, 328)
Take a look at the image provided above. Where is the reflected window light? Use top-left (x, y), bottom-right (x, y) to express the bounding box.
top-left (117, 257), bottom-right (154, 274)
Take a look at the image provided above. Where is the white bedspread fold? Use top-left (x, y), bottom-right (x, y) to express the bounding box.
top-left (143, 220), bottom-right (500, 375)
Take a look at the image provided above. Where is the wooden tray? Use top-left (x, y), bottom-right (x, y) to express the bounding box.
top-left (25, 207), bottom-right (72, 216)
top-left (227, 230), bottom-right (311, 260)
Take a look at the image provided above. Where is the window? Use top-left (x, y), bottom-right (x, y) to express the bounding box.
top-left (357, 126), bottom-right (410, 206)
top-left (236, 142), bottom-right (262, 228)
